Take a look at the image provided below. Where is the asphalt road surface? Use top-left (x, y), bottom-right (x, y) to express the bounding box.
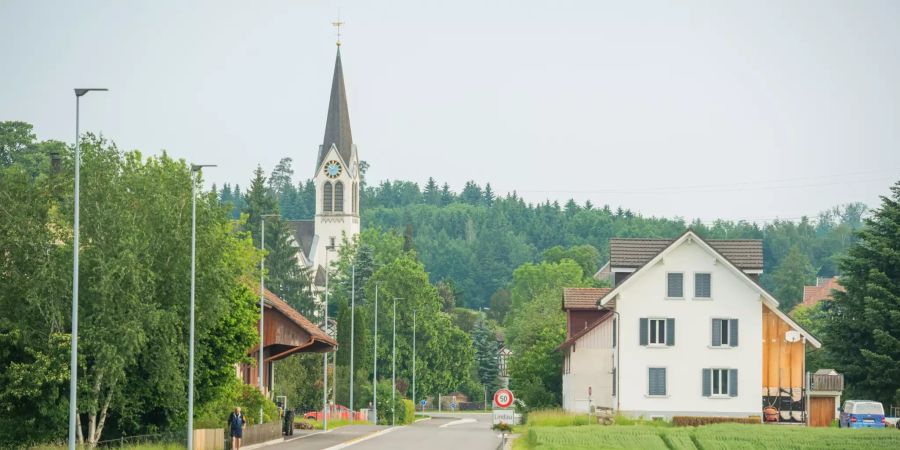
top-left (350, 413), bottom-right (500, 450)
top-left (270, 413), bottom-right (501, 450)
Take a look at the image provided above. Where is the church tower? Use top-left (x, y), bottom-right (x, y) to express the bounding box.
top-left (310, 46), bottom-right (361, 273)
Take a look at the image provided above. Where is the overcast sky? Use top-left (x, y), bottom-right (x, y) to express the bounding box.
top-left (2, 1), bottom-right (899, 222)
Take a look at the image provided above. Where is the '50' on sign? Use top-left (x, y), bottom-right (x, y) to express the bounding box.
top-left (493, 389), bottom-right (514, 409)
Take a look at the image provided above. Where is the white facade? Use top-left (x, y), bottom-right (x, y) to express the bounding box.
top-left (614, 239), bottom-right (762, 418)
top-left (562, 318), bottom-right (615, 412)
top-left (562, 232), bottom-right (818, 419)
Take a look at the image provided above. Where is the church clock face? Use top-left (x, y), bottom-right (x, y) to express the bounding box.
top-left (324, 160), bottom-right (342, 179)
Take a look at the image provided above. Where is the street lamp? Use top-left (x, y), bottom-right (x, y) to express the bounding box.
top-left (322, 245), bottom-right (335, 431)
top-left (259, 213), bottom-right (278, 425)
top-left (349, 264), bottom-right (355, 415)
top-left (412, 308), bottom-right (416, 416)
top-left (69, 87), bottom-right (108, 450)
top-left (188, 164), bottom-right (215, 450)
top-left (372, 284), bottom-right (378, 424)
top-left (392, 297), bottom-right (403, 426)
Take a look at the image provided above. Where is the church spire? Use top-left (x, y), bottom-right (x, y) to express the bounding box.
top-left (319, 30), bottom-right (353, 168)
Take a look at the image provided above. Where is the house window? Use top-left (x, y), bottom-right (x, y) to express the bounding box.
top-left (711, 319), bottom-right (738, 347)
top-left (640, 318), bottom-right (674, 346)
top-left (667, 272), bottom-right (684, 298)
top-left (650, 319), bottom-right (665, 345)
top-left (703, 368), bottom-right (738, 397)
top-left (329, 237), bottom-right (336, 248)
top-left (564, 351), bottom-right (570, 374)
top-left (648, 367), bottom-right (667, 396)
top-left (695, 273), bottom-right (711, 298)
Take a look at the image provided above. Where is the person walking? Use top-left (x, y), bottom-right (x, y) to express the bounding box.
top-left (228, 406), bottom-right (246, 450)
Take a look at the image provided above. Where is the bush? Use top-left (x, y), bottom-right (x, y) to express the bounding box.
top-left (671, 416), bottom-right (760, 426)
top-left (194, 380), bottom-right (279, 428)
top-left (402, 399), bottom-right (415, 424)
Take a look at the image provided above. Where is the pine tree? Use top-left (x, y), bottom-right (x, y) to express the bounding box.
top-left (821, 181), bottom-right (900, 405)
top-left (440, 183), bottom-right (454, 206)
top-left (473, 318), bottom-right (500, 396)
top-left (483, 183), bottom-right (495, 207)
top-left (424, 177), bottom-right (440, 205)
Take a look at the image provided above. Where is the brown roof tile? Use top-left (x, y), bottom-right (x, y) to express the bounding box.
top-left (800, 277), bottom-right (843, 309)
top-left (609, 238), bottom-right (763, 270)
top-left (563, 287), bottom-right (613, 310)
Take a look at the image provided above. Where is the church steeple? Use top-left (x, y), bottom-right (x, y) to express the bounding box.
top-left (318, 48), bottom-right (354, 169)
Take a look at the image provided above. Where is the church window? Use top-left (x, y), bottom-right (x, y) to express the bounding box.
top-left (352, 182), bottom-right (358, 213)
top-left (334, 181), bottom-right (344, 212)
top-left (323, 181), bottom-right (333, 212)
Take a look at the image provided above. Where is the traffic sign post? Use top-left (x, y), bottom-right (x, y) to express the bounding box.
top-left (492, 389), bottom-right (517, 425)
top-left (420, 399), bottom-right (426, 414)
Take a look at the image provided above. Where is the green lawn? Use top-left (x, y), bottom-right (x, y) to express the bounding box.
top-left (294, 418), bottom-right (370, 430)
top-left (520, 424), bottom-right (900, 450)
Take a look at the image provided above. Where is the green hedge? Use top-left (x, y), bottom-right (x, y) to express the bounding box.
top-left (402, 399), bottom-right (415, 424)
top-left (671, 416), bottom-right (760, 426)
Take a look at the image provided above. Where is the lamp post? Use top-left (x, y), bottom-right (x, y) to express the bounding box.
top-left (372, 284), bottom-right (378, 424)
top-left (69, 87), bottom-right (107, 450)
top-left (322, 245), bottom-right (334, 431)
top-left (598, 304), bottom-right (620, 412)
top-left (188, 164), bottom-right (215, 449)
top-left (412, 308), bottom-right (416, 416)
top-left (259, 213), bottom-right (278, 425)
top-left (349, 264), bottom-right (355, 415)
top-left (391, 297), bottom-right (403, 426)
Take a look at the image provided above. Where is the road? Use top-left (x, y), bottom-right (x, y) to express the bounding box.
top-left (270, 413), bottom-right (501, 450)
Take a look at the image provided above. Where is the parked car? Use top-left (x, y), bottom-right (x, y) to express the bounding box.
top-left (839, 400), bottom-right (886, 429)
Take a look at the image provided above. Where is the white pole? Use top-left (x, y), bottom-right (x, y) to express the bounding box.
top-left (188, 169), bottom-right (197, 449)
top-left (412, 309), bottom-right (416, 414)
top-left (350, 264), bottom-right (355, 415)
top-left (392, 297), bottom-right (396, 426)
top-left (259, 217), bottom-right (265, 425)
top-left (68, 93), bottom-right (80, 450)
top-left (323, 248), bottom-right (330, 431)
top-left (372, 285), bottom-right (378, 424)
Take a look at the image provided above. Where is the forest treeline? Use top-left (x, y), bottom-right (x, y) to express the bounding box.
top-left (218, 157), bottom-right (867, 313)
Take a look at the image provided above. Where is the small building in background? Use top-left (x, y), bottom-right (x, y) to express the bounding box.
top-left (800, 277), bottom-right (843, 309)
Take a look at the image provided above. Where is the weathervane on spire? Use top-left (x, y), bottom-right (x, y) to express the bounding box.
top-left (332, 14), bottom-right (344, 47)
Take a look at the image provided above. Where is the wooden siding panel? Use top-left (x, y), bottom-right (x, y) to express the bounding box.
top-left (762, 305), bottom-right (805, 390)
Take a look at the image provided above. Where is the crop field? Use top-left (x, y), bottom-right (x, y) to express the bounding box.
top-left (521, 423), bottom-right (900, 450)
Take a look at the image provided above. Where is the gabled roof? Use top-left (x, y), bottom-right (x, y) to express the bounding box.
top-left (262, 288), bottom-right (336, 352)
top-left (609, 237), bottom-right (763, 271)
top-left (318, 48), bottom-right (354, 169)
top-left (563, 287), bottom-right (613, 310)
top-left (800, 277), bottom-right (843, 309)
top-left (284, 219), bottom-right (315, 259)
top-left (597, 230), bottom-right (821, 348)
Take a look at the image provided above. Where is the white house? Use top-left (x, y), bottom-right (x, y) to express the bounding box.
top-left (560, 231), bottom-right (820, 421)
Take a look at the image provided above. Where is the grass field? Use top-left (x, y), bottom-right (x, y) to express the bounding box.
top-left (519, 424), bottom-right (900, 450)
top-left (293, 418), bottom-right (370, 430)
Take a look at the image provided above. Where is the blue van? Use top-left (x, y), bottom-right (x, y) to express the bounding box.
top-left (839, 400), bottom-right (886, 428)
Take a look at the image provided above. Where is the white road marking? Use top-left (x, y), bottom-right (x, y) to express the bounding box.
top-left (320, 426), bottom-right (402, 450)
top-left (439, 418), bottom-right (477, 428)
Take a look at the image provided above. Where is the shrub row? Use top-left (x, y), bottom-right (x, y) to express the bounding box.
top-left (672, 416), bottom-right (760, 426)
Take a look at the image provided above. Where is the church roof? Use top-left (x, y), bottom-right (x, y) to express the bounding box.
top-left (318, 48), bottom-right (354, 169)
top-left (284, 219), bottom-right (315, 259)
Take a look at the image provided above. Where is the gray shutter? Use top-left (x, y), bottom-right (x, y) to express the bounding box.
top-left (649, 368), bottom-right (666, 396)
top-left (730, 319), bottom-right (739, 347)
top-left (666, 318), bottom-right (675, 346)
top-left (639, 318), bottom-right (648, 346)
top-left (729, 369), bottom-right (738, 397)
top-left (711, 319), bottom-right (722, 347)
top-left (702, 369), bottom-right (711, 397)
top-left (667, 273), bottom-right (683, 297)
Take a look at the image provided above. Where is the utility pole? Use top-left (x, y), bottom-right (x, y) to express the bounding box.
top-left (322, 246), bottom-right (333, 431)
top-left (392, 297), bottom-right (399, 426)
top-left (372, 284), bottom-right (378, 424)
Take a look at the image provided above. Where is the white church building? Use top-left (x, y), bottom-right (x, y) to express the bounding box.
top-left (285, 45), bottom-right (361, 288)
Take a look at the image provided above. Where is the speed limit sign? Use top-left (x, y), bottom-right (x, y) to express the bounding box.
top-left (493, 388), bottom-right (514, 409)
